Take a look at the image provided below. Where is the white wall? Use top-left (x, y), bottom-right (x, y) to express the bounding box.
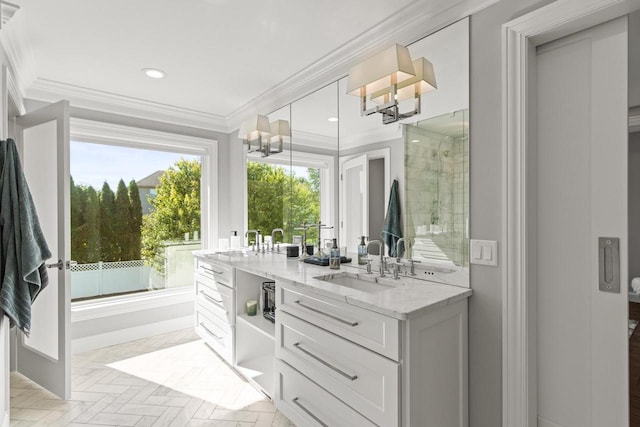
top-left (71, 302), bottom-right (193, 353)
top-left (468, 1), bottom-right (554, 425)
top-left (224, 130), bottom-right (246, 239)
top-left (630, 11), bottom-right (640, 108)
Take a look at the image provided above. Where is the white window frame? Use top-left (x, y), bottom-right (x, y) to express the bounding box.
top-left (68, 118), bottom-right (218, 320)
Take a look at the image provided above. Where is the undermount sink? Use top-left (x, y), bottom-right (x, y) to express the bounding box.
top-left (205, 249), bottom-right (247, 257)
top-left (313, 271), bottom-right (398, 293)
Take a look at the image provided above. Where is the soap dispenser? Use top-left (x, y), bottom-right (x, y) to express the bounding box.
top-left (230, 231), bottom-right (241, 249)
top-left (329, 238), bottom-right (341, 269)
top-left (358, 235), bottom-right (368, 265)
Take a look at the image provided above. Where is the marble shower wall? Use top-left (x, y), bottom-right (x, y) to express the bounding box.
top-left (404, 110), bottom-right (469, 266)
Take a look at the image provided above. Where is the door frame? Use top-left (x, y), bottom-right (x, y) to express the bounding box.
top-left (502, 0), bottom-right (640, 425)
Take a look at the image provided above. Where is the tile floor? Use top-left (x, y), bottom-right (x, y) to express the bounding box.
top-left (10, 328), bottom-right (294, 426)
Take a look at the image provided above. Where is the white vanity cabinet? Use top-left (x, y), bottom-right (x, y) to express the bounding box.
top-left (192, 252), bottom-right (470, 426)
top-left (275, 280), bottom-right (468, 427)
top-left (193, 256), bottom-right (236, 365)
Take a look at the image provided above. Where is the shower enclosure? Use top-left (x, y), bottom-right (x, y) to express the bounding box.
top-left (404, 109), bottom-right (469, 267)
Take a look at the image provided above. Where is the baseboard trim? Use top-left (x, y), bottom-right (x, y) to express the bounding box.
top-left (72, 315), bottom-right (194, 354)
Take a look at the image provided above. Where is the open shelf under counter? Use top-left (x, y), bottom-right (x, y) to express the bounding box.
top-left (235, 353), bottom-right (275, 399)
top-left (236, 311), bottom-right (276, 398)
top-left (236, 312), bottom-right (275, 339)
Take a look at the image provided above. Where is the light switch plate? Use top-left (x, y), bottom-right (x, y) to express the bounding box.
top-left (470, 239), bottom-right (498, 266)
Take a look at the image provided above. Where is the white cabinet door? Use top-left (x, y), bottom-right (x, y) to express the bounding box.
top-left (15, 101), bottom-right (71, 399)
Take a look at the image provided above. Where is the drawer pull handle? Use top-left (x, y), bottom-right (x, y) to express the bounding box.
top-left (293, 342), bottom-right (358, 381)
top-left (294, 300), bottom-right (359, 327)
top-left (292, 397), bottom-right (328, 427)
top-left (199, 322), bottom-right (223, 340)
top-left (200, 291), bottom-right (223, 305)
top-left (201, 266), bottom-right (224, 275)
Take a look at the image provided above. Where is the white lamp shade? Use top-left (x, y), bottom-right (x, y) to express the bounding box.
top-left (370, 57), bottom-right (437, 105)
top-left (269, 119), bottom-right (291, 139)
top-left (238, 114), bottom-right (271, 140)
top-left (346, 44), bottom-right (416, 96)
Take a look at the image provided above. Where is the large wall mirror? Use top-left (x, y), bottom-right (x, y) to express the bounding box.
top-left (243, 18), bottom-right (469, 286)
top-left (337, 17), bottom-right (469, 285)
top-left (243, 86), bottom-right (340, 250)
top-left (290, 82), bottom-right (339, 247)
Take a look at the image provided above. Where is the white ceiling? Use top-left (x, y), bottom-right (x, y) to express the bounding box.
top-left (2, 0), bottom-right (494, 132)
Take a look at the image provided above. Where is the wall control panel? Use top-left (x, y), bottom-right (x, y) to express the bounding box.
top-left (469, 239), bottom-right (498, 267)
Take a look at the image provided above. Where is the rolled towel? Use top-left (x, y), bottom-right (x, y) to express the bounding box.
top-left (632, 277), bottom-right (640, 293)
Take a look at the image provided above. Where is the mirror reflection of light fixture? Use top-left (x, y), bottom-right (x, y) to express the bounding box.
top-left (346, 44), bottom-right (437, 124)
top-left (238, 115), bottom-right (290, 157)
top-left (238, 115), bottom-right (271, 154)
top-left (267, 119), bottom-right (290, 157)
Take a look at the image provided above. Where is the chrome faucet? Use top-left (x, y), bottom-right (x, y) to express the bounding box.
top-left (367, 239), bottom-right (386, 277)
top-left (271, 228), bottom-right (284, 252)
top-left (392, 262), bottom-right (401, 279)
top-left (395, 238), bottom-right (411, 262)
top-left (245, 229), bottom-right (260, 252)
top-left (294, 224), bottom-right (311, 259)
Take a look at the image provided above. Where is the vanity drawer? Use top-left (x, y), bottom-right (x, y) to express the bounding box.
top-left (277, 311), bottom-right (399, 427)
top-left (196, 308), bottom-right (233, 364)
top-left (195, 273), bottom-right (235, 326)
top-left (277, 282), bottom-right (400, 360)
top-left (194, 257), bottom-right (234, 286)
top-left (275, 360), bottom-right (377, 427)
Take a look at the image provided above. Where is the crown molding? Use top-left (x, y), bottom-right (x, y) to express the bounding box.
top-left (28, 79), bottom-right (228, 132)
top-left (226, 0), bottom-right (500, 131)
top-left (0, 6), bottom-right (37, 112)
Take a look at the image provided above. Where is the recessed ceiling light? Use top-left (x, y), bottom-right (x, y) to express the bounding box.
top-left (328, 117), bottom-right (339, 122)
top-left (411, 139), bottom-right (420, 143)
top-left (142, 68), bottom-right (166, 79)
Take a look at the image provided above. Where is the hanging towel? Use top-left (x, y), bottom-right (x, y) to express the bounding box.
top-left (0, 138), bottom-right (51, 334)
top-left (382, 179), bottom-right (403, 258)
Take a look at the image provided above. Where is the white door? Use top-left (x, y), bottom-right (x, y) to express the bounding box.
top-left (534, 17), bottom-right (628, 426)
top-left (340, 154), bottom-right (368, 255)
top-left (14, 101), bottom-right (71, 399)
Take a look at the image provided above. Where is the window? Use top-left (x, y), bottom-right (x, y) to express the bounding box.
top-left (69, 119), bottom-right (217, 302)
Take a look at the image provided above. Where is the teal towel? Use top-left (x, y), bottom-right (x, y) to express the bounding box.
top-left (0, 138), bottom-right (51, 334)
top-left (382, 179), bottom-right (403, 258)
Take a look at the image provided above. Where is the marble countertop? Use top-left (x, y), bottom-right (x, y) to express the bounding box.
top-left (193, 249), bottom-right (472, 320)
